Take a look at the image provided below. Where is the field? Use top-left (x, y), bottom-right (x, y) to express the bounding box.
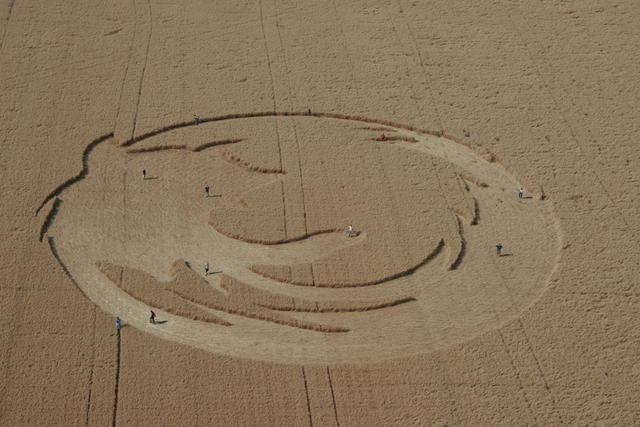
top-left (2, 0), bottom-right (640, 425)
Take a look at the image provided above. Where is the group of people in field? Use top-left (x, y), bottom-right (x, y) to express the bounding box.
top-left (121, 111), bottom-right (528, 328)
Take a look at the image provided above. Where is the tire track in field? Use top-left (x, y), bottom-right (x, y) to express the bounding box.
top-left (129, 0), bottom-right (153, 140)
top-left (111, 326), bottom-right (122, 427)
top-left (301, 367), bottom-right (313, 427)
top-left (46, 238), bottom-right (102, 425)
top-left (488, 237), bottom-right (563, 424)
top-left (518, 318), bottom-right (564, 424)
top-left (499, 330), bottom-right (540, 425)
top-left (0, 0), bottom-right (15, 51)
top-left (513, 0), bottom-right (636, 242)
top-left (113, 0), bottom-right (139, 130)
top-left (84, 306), bottom-right (97, 427)
top-left (113, 2), bottom-right (149, 425)
top-left (392, 6), bottom-right (561, 421)
top-left (515, 0), bottom-right (637, 240)
top-left (384, 5), bottom-right (467, 272)
top-left (336, 0), bottom-right (414, 283)
top-left (258, 0), bottom-right (286, 237)
top-left (257, 0), bottom-right (283, 168)
top-left (273, 1), bottom-right (308, 235)
top-left (505, 7), bottom-right (594, 422)
top-left (393, 0), bottom-right (445, 131)
top-left (0, 254), bottom-right (23, 422)
top-left (386, 5), bottom-right (461, 421)
top-left (326, 367), bottom-right (340, 427)
top-left (330, 0), bottom-right (357, 88)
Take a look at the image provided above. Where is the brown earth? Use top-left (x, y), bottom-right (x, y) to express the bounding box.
top-left (2, 0), bottom-right (640, 425)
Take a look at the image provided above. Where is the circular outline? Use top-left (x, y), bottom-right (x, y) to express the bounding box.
top-left (40, 111), bottom-right (563, 364)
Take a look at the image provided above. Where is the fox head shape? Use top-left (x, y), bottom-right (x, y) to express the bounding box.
top-left (39, 114), bottom-right (485, 333)
top-left (122, 115), bottom-right (478, 288)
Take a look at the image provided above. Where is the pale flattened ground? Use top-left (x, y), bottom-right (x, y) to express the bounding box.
top-left (49, 115), bottom-right (559, 364)
top-left (1, 0), bottom-right (640, 425)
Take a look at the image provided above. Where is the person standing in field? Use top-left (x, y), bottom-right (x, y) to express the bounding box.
top-left (142, 169), bottom-right (147, 180)
top-left (194, 114), bottom-right (200, 126)
top-left (496, 244), bottom-right (503, 256)
top-left (204, 262), bottom-right (209, 275)
top-left (115, 317), bottom-right (122, 330)
top-left (518, 187), bottom-right (524, 199)
top-left (204, 186), bottom-right (210, 197)
top-left (347, 224), bottom-right (354, 238)
top-left (149, 310), bottom-right (156, 325)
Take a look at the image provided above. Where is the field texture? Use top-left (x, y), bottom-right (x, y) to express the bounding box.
top-left (2, 0), bottom-right (640, 425)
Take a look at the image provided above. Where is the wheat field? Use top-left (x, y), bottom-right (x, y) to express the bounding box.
top-left (1, 0), bottom-right (640, 425)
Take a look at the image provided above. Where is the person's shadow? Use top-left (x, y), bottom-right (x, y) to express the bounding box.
top-left (155, 320), bottom-right (169, 325)
top-left (499, 253), bottom-right (513, 257)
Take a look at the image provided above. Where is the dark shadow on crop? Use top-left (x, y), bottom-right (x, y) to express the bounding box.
top-left (448, 216), bottom-right (466, 271)
top-left (471, 197), bottom-right (480, 226)
top-left (39, 198), bottom-right (62, 242)
top-left (47, 236), bottom-right (89, 299)
top-left (250, 239), bottom-right (445, 288)
top-left (35, 133), bottom-right (114, 215)
top-left (126, 139), bottom-right (243, 154)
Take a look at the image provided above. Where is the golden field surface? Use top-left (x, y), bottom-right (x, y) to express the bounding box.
top-left (1, 0), bottom-right (640, 425)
